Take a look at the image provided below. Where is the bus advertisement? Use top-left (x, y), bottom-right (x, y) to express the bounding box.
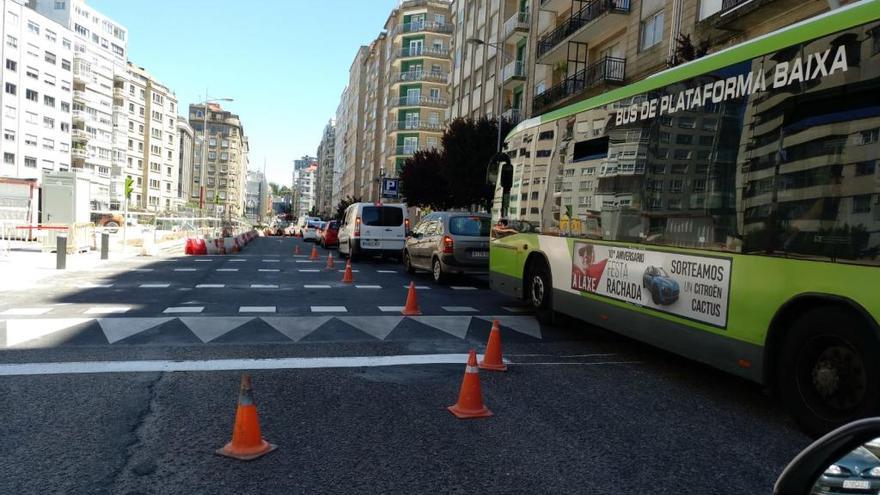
top-left (489, 0), bottom-right (880, 436)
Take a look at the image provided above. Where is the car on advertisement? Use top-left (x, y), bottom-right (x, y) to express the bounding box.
top-left (642, 266), bottom-right (680, 305)
top-left (338, 203), bottom-right (409, 261)
top-left (403, 212), bottom-right (490, 283)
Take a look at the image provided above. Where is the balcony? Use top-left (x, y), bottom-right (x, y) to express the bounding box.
top-left (540, 0), bottom-right (570, 12)
top-left (393, 70), bottom-right (449, 84)
top-left (72, 60), bottom-right (93, 84)
top-left (71, 147), bottom-right (88, 159)
top-left (501, 108), bottom-right (523, 125)
top-left (72, 128), bottom-right (90, 142)
top-left (532, 56), bottom-right (625, 114)
top-left (389, 121), bottom-right (445, 132)
top-left (502, 12), bottom-right (530, 41)
top-left (72, 110), bottom-right (90, 122)
top-left (388, 95), bottom-right (449, 109)
top-left (537, 0), bottom-right (631, 62)
top-left (501, 60), bottom-right (528, 87)
top-left (392, 21), bottom-right (454, 38)
top-left (397, 45), bottom-right (450, 59)
top-left (706, 0), bottom-right (795, 30)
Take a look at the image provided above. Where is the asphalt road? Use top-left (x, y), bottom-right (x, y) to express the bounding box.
top-left (0, 236), bottom-right (812, 494)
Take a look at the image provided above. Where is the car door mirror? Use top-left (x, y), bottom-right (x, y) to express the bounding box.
top-left (775, 418), bottom-right (880, 495)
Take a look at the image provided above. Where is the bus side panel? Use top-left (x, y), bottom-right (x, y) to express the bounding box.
top-left (489, 233), bottom-right (539, 299)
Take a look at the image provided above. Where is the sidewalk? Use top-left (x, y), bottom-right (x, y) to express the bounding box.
top-left (0, 238), bottom-right (185, 290)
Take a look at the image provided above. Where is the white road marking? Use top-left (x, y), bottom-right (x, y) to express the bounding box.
top-left (403, 285), bottom-right (431, 290)
top-left (84, 306), bottom-right (130, 315)
top-left (298, 269), bottom-right (320, 273)
top-left (139, 284), bottom-right (170, 288)
top-left (229, 259), bottom-right (246, 262)
top-left (376, 270), bottom-right (398, 273)
top-left (239, 306), bottom-right (276, 313)
top-left (76, 283), bottom-right (113, 289)
top-left (337, 316), bottom-right (403, 340)
top-left (0, 354), bottom-right (478, 376)
top-left (174, 268), bottom-right (197, 272)
top-left (194, 259), bottom-right (213, 262)
top-left (511, 361), bottom-right (643, 366)
top-left (5, 318), bottom-right (92, 347)
top-left (195, 284), bottom-right (225, 288)
top-left (258, 269), bottom-right (280, 272)
top-left (355, 285), bottom-right (382, 289)
top-left (262, 259), bottom-right (280, 263)
top-left (442, 306), bottom-right (478, 312)
top-left (409, 316), bottom-right (472, 339)
top-left (99, 317), bottom-right (173, 343)
top-left (179, 317), bottom-right (253, 343)
top-left (310, 306), bottom-right (347, 313)
top-left (163, 306), bottom-right (205, 314)
top-left (304, 285), bottom-right (331, 289)
top-left (378, 306), bottom-right (405, 312)
top-left (450, 286), bottom-right (478, 290)
top-left (337, 269), bottom-right (360, 273)
top-left (261, 316), bottom-right (332, 342)
top-left (250, 284), bottom-right (278, 289)
top-left (295, 260), bottom-right (314, 263)
top-left (217, 268), bottom-right (239, 272)
top-left (476, 316), bottom-right (542, 339)
top-left (1, 307), bottom-right (53, 316)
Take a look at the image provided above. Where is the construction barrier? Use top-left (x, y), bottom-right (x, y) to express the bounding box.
top-left (184, 230), bottom-right (258, 256)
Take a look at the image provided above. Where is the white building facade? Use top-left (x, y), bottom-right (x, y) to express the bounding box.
top-left (0, 0), bottom-right (74, 181)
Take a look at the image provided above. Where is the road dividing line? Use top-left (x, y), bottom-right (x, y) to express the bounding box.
top-left (163, 306), bottom-right (205, 314)
top-left (378, 306), bottom-right (405, 312)
top-left (376, 270), bottom-right (398, 274)
top-left (258, 269), bottom-right (280, 272)
top-left (174, 268), bottom-right (197, 272)
top-left (403, 285), bottom-right (431, 290)
top-left (0, 353), bottom-right (477, 376)
top-left (139, 284), bottom-right (170, 288)
top-left (250, 284), bottom-right (278, 289)
top-left (239, 306), bottom-right (276, 313)
top-left (132, 268), bottom-right (154, 272)
top-left (310, 306), bottom-right (347, 313)
top-left (217, 268), bottom-right (239, 272)
top-left (76, 283), bottom-right (114, 289)
top-left (298, 269), bottom-right (320, 273)
top-left (304, 285), bottom-right (331, 289)
top-left (84, 307), bottom-right (130, 315)
top-left (295, 260), bottom-right (314, 263)
top-left (194, 259), bottom-right (213, 262)
top-left (1, 308), bottom-right (53, 316)
top-left (337, 269), bottom-right (360, 273)
top-left (355, 285), bottom-right (382, 289)
top-left (262, 259), bottom-right (280, 263)
top-left (195, 284), bottom-right (225, 288)
top-left (442, 306), bottom-right (478, 312)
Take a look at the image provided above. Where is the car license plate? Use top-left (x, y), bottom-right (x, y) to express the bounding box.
top-left (843, 480), bottom-right (871, 489)
top-left (471, 250), bottom-right (488, 258)
top-left (361, 239), bottom-right (380, 248)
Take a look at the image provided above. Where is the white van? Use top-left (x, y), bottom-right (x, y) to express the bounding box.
top-left (296, 216), bottom-right (320, 236)
top-left (338, 203), bottom-right (409, 260)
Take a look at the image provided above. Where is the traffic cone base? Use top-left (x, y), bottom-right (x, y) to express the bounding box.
top-left (216, 439), bottom-right (277, 461)
top-left (447, 350), bottom-right (492, 419)
top-left (478, 320), bottom-right (507, 372)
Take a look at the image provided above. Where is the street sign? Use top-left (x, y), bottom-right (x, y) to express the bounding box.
top-left (382, 178), bottom-right (400, 198)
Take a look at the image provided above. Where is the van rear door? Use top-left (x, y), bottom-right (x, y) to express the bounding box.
top-left (359, 206), bottom-right (405, 251)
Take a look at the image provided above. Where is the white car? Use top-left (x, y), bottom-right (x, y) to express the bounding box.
top-left (338, 203), bottom-right (409, 261)
top-left (301, 219), bottom-right (322, 242)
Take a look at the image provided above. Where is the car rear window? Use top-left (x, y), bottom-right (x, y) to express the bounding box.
top-left (361, 206), bottom-right (403, 227)
top-left (449, 216), bottom-right (490, 236)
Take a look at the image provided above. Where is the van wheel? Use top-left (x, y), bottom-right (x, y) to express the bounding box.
top-left (432, 257), bottom-right (446, 284)
top-left (403, 250), bottom-right (415, 274)
top-left (526, 258), bottom-right (554, 324)
top-left (777, 306), bottom-right (880, 437)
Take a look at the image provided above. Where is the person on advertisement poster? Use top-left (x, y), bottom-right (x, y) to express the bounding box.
top-left (571, 242), bottom-right (608, 293)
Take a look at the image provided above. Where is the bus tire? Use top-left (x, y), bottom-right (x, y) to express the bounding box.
top-left (526, 258), bottom-right (554, 325)
top-left (776, 306), bottom-right (880, 437)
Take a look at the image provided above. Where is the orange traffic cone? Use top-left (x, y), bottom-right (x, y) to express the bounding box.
top-left (309, 245), bottom-right (319, 261)
top-left (325, 253), bottom-right (335, 270)
top-left (341, 260), bottom-right (355, 283)
top-left (479, 320), bottom-right (507, 371)
top-left (448, 350), bottom-right (493, 419)
top-left (294, 245), bottom-right (301, 256)
top-left (401, 281), bottom-right (422, 316)
top-left (216, 375), bottom-right (277, 461)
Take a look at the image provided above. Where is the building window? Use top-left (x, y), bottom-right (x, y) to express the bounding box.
top-left (24, 156), bottom-right (37, 168)
top-left (43, 117), bottom-right (54, 129)
top-left (44, 95), bottom-right (55, 107)
top-left (5, 59), bottom-right (16, 71)
top-left (26, 89), bottom-right (38, 102)
top-left (4, 129), bottom-right (14, 141)
top-left (4, 153), bottom-right (14, 164)
top-left (25, 134), bottom-right (37, 146)
top-left (44, 52), bottom-right (56, 65)
top-left (860, 128), bottom-right (879, 145)
top-left (26, 67), bottom-right (37, 79)
top-left (61, 59), bottom-right (71, 70)
top-left (640, 10), bottom-right (664, 51)
top-left (27, 21), bottom-right (40, 35)
top-left (6, 35), bottom-right (17, 48)
top-left (5, 83), bottom-right (16, 95)
top-left (853, 195), bottom-right (872, 213)
top-left (856, 161), bottom-right (876, 176)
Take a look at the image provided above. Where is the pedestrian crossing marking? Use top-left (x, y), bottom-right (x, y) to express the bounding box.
top-left (378, 306), bottom-right (405, 312)
top-left (99, 317), bottom-right (174, 344)
top-left (258, 269), bottom-right (280, 272)
top-left (5, 318), bottom-right (92, 347)
top-left (355, 285), bottom-right (382, 289)
top-left (250, 284), bottom-right (278, 289)
top-left (217, 268), bottom-right (239, 272)
top-left (239, 306), bottom-right (276, 313)
top-left (311, 306), bottom-right (347, 313)
top-left (195, 284), bottom-right (225, 288)
top-left (139, 284), bottom-right (170, 288)
top-left (1, 307), bottom-right (53, 316)
top-left (174, 268), bottom-right (197, 272)
top-left (163, 306), bottom-right (205, 314)
top-left (304, 285), bottom-right (331, 289)
top-left (84, 306), bottom-right (130, 315)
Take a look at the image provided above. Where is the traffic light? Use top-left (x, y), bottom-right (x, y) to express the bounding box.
top-left (124, 176), bottom-right (134, 200)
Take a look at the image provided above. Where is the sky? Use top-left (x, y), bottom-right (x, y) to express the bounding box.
top-left (88, 0), bottom-right (400, 186)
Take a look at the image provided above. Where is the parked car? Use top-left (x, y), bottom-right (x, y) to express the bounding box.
top-left (642, 266), bottom-right (680, 305)
top-left (811, 446), bottom-right (880, 494)
top-left (301, 218), bottom-right (323, 242)
top-left (403, 212), bottom-right (490, 283)
top-left (338, 203), bottom-right (409, 261)
top-left (320, 220), bottom-right (339, 248)
top-left (295, 216), bottom-right (321, 236)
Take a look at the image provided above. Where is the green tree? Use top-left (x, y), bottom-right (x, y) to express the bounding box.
top-left (439, 117), bottom-right (514, 211)
top-left (399, 149), bottom-right (451, 209)
top-left (334, 195), bottom-right (362, 221)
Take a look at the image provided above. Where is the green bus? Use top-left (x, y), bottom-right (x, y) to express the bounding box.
top-left (489, 0), bottom-right (880, 435)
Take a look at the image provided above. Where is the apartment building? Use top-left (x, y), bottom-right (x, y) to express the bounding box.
top-left (359, 34), bottom-right (387, 202)
top-left (122, 62), bottom-right (178, 212)
top-left (332, 88), bottom-right (349, 206)
top-left (449, 0), bottom-right (531, 125)
top-left (292, 159), bottom-right (317, 219)
top-left (245, 169), bottom-right (269, 223)
top-left (0, 0), bottom-right (74, 181)
top-left (32, 0), bottom-right (128, 211)
top-left (176, 118), bottom-right (193, 203)
top-left (314, 119), bottom-right (335, 217)
top-left (188, 103), bottom-right (247, 218)
top-left (337, 46), bottom-right (368, 200)
top-left (382, 0), bottom-right (453, 176)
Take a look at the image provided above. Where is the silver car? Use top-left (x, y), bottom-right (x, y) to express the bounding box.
top-left (403, 212), bottom-right (490, 283)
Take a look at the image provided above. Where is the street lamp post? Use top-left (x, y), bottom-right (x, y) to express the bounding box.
top-left (466, 37), bottom-right (508, 155)
top-left (197, 95), bottom-right (233, 233)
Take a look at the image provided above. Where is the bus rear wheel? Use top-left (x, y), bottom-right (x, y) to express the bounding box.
top-left (526, 259), bottom-right (554, 324)
top-left (777, 307), bottom-right (880, 437)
